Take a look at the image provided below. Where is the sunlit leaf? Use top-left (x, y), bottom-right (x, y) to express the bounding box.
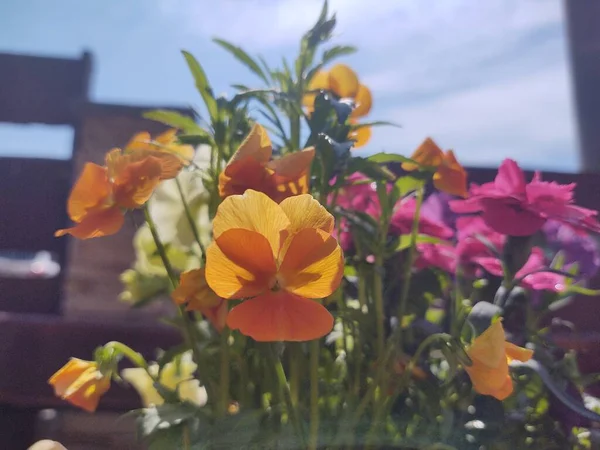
top-left (182, 50), bottom-right (218, 122)
top-left (213, 38), bottom-right (269, 84)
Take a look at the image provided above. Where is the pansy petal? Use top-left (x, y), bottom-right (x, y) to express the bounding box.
top-left (55, 207), bottom-right (124, 239)
top-left (205, 228), bottom-right (277, 298)
top-left (67, 163), bottom-right (111, 221)
top-left (228, 123), bottom-right (272, 165)
top-left (402, 138), bottom-right (444, 171)
top-left (351, 84), bottom-right (372, 118)
top-left (434, 150), bottom-right (468, 197)
top-left (212, 190), bottom-right (291, 256)
top-left (268, 148), bottom-right (315, 181)
top-left (467, 320), bottom-right (506, 368)
top-left (279, 194), bottom-right (334, 234)
top-left (505, 342), bottom-right (534, 362)
top-left (350, 125), bottom-right (371, 149)
top-left (278, 228), bottom-right (343, 298)
top-left (113, 156), bottom-right (164, 208)
top-left (226, 290), bottom-right (334, 341)
top-left (329, 64), bottom-right (359, 98)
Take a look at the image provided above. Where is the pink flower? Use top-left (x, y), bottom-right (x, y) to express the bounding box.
top-left (450, 159), bottom-right (600, 236)
top-left (390, 197), bottom-right (454, 239)
top-left (417, 217), bottom-right (503, 276)
top-left (474, 247), bottom-right (566, 292)
top-left (334, 173), bottom-right (454, 252)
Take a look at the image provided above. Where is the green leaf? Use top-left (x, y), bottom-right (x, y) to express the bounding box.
top-left (143, 110), bottom-right (202, 134)
top-left (212, 38), bottom-right (269, 84)
top-left (368, 152), bottom-right (417, 165)
top-left (395, 234), bottom-right (443, 252)
top-left (321, 45), bottom-right (357, 65)
top-left (346, 156), bottom-right (396, 182)
top-left (177, 133), bottom-right (214, 147)
top-left (395, 175), bottom-right (426, 196)
top-left (350, 120), bottom-right (402, 130)
top-left (181, 50), bottom-right (218, 123)
top-left (564, 284), bottom-right (600, 297)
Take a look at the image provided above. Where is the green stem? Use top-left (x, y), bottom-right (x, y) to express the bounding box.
top-left (396, 187), bottom-right (425, 332)
top-left (174, 176), bottom-right (207, 262)
top-left (143, 206), bottom-right (212, 398)
top-left (104, 341), bottom-right (148, 370)
top-left (216, 328), bottom-right (231, 418)
top-left (373, 255), bottom-right (385, 361)
top-left (265, 343), bottom-right (307, 447)
top-left (309, 339), bottom-right (320, 450)
top-left (289, 343), bottom-right (301, 406)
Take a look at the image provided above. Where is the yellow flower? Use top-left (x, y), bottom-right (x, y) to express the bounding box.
top-left (121, 352), bottom-right (207, 408)
top-left (48, 358), bottom-right (111, 412)
top-left (465, 320), bottom-right (533, 400)
top-left (303, 64), bottom-right (373, 147)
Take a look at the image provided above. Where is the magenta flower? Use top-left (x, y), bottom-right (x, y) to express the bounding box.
top-left (474, 247), bottom-right (566, 292)
top-left (417, 217), bottom-right (503, 276)
top-left (450, 159), bottom-right (600, 236)
top-left (390, 197), bottom-right (454, 239)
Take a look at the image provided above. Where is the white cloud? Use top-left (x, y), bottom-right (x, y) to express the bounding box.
top-left (154, 0), bottom-right (579, 171)
top-left (366, 64), bottom-right (578, 171)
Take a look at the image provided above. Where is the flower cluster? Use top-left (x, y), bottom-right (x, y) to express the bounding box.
top-left (45, 7), bottom-right (600, 449)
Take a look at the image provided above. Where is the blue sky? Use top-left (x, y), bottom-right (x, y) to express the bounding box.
top-left (0, 0), bottom-right (580, 171)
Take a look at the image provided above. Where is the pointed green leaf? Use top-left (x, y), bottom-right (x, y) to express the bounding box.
top-left (321, 45), bottom-right (357, 65)
top-left (143, 110), bottom-right (203, 134)
top-left (212, 38), bottom-right (269, 84)
top-left (182, 50), bottom-right (218, 122)
top-left (351, 120), bottom-right (402, 130)
top-left (368, 152), bottom-right (417, 165)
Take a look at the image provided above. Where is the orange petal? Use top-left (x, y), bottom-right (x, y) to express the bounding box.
top-left (125, 131), bottom-right (152, 152)
top-left (218, 159), bottom-right (273, 199)
top-left (278, 228), bottom-right (343, 298)
top-left (172, 268), bottom-right (221, 309)
top-left (279, 194), bottom-right (334, 234)
top-left (226, 290), bottom-right (334, 341)
top-left (467, 320), bottom-right (506, 368)
top-left (433, 150), bottom-right (468, 197)
top-left (465, 361), bottom-right (512, 400)
top-left (351, 84), bottom-right (372, 118)
top-left (203, 299), bottom-right (228, 332)
top-left (154, 129), bottom-right (178, 146)
top-left (505, 342), bottom-right (533, 363)
top-left (205, 228), bottom-right (277, 299)
top-left (268, 148), bottom-right (315, 201)
top-left (302, 70), bottom-right (331, 108)
top-left (113, 156), bottom-right (163, 208)
top-left (329, 64), bottom-right (359, 98)
top-left (55, 206), bottom-right (124, 239)
top-left (49, 358), bottom-right (93, 397)
top-left (66, 163), bottom-right (111, 222)
top-left (227, 124), bottom-right (272, 166)
top-left (62, 368), bottom-right (110, 412)
top-left (401, 138), bottom-right (444, 171)
top-left (350, 124), bottom-right (371, 149)
top-left (212, 190), bottom-right (290, 257)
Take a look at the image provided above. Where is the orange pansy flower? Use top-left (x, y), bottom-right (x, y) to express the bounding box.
top-left (56, 149), bottom-right (164, 239)
top-left (125, 129), bottom-right (195, 180)
top-left (218, 124), bottom-right (315, 203)
top-left (401, 138), bottom-right (468, 198)
top-left (205, 190), bottom-right (343, 342)
top-left (172, 268), bottom-right (228, 332)
top-left (303, 64), bottom-right (372, 119)
top-left (48, 358), bottom-right (111, 412)
top-left (465, 320), bottom-right (533, 400)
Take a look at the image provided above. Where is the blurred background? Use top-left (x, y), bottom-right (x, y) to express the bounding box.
top-left (1, 1), bottom-right (600, 448)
